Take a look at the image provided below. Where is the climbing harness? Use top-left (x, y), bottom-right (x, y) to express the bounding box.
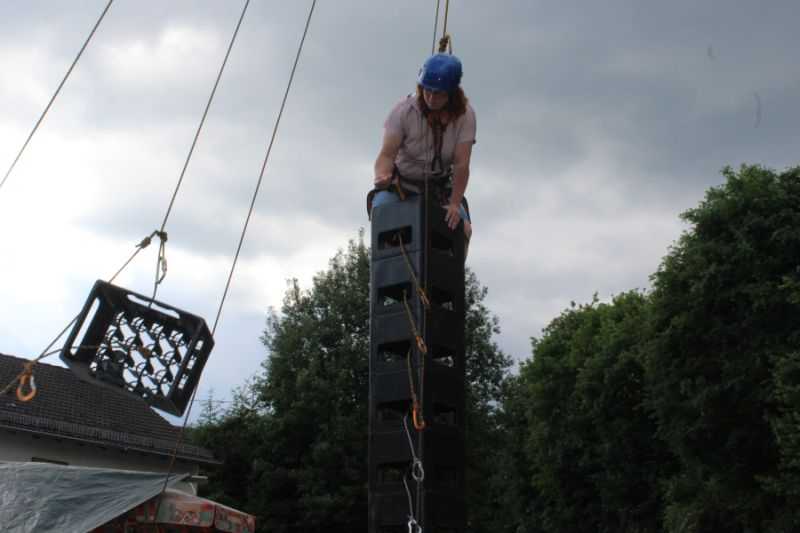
top-left (365, 168), bottom-right (468, 221)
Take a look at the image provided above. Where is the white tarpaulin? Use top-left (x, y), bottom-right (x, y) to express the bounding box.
top-left (0, 462), bottom-right (187, 533)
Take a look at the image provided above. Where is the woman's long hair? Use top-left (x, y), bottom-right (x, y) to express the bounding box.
top-left (416, 84), bottom-right (468, 122)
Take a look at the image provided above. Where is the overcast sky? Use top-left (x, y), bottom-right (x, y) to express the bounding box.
top-left (0, 1), bottom-right (797, 418)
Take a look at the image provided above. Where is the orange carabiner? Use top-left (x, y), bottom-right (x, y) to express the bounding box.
top-left (16, 373), bottom-right (37, 402)
top-left (415, 335), bottom-right (428, 355)
top-left (411, 400), bottom-right (426, 431)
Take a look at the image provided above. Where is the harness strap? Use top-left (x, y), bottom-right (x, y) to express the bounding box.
top-left (366, 168), bottom-right (470, 221)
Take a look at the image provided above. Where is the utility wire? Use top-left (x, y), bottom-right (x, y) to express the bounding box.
top-left (152, 0), bottom-right (318, 515)
top-left (0, 0), bottom-right (114, 193)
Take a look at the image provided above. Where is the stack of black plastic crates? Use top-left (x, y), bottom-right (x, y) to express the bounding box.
top-left (369, 192), bottom-right (466, 533)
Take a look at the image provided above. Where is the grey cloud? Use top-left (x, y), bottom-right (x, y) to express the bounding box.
top-left (2, 0), bottom-right (799, 389)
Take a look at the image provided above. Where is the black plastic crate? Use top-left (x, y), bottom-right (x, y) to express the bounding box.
top-left (60, 280), bottom-right (214, 416)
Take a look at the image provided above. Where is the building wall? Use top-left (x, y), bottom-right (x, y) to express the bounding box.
top-left (0, 429), bottom-right (201, 494)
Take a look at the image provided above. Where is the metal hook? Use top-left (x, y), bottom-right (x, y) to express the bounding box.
top-left (16, 373), bottom-right (37, 402)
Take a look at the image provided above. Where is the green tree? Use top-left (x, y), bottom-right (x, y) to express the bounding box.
top-left (251, 236), bottom-right (371, 532)
top-left (514, 292), bottom-right (666, 533)
top-left (647, 164), bottom-right (800, 532)
top-left (192, 234), bottom-right (513, 531)
top-left (463, 270), bottom-right (515, 531)
top-left (189, 383), bottom-right (266, 509)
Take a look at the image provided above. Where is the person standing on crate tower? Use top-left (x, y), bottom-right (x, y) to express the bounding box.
top-left (369, 52), bottom-right (476, 243)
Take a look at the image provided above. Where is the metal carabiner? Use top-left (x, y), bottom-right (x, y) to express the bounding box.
top-left (412, 400), bottom-right (427, 431)
top-left (16, 373), bottom-right (37, 402)
top-left (411, 458), bottom-right (425, 483)
top-left (408, 517), bottom-right (423, 533)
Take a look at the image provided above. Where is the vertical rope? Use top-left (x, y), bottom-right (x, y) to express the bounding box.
top-left (431, 0), bottom-right (441, 55)
top-left (441, 0), bottom-right (450, 41)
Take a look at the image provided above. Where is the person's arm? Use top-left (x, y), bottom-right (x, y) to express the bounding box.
top-left (374, 131), bottom-right (402, 188)
top-left (445, 141), bottom-right (472, 229)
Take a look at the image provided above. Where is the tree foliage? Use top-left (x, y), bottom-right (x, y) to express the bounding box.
top-left (647, 164), bottom-right (800, 532)
top-left (497, 163), bottom-right (800, 533)
top-left (510, 292), bottom-right (666, 533)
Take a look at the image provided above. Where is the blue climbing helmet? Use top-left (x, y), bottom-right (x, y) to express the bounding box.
top-left (417, 53), bottom-right (463, 93)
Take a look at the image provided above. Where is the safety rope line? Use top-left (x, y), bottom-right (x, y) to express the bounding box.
top-left (406, 349), bottom-right (426, 431)
top-left (431, 0), bottom-right (441, 55)
top-left (397, 234), bottom-right (430, 309)
top-left (0, 0), bottom-right (114, 193)
top-left (398, 232), bottom-right (429, 431)
top-left (402, 290), bottom-right (428, 356)
top-left (151, 0), bottom-right (318, 516)
top-left (442, 0), bottom-right (450, 38)
top-left (150, 0), bottom-right (251, 305)
top-left (437, 0), bottom-right (452, 54)
top-left (401, 290), bottom-right (427, 433)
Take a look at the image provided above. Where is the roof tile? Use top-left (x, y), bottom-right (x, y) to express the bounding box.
top-left (0, 353), bottom-right (215, 463)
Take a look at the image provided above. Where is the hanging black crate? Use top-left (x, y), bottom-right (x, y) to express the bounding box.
top-left (60, 280), bottom-right (214, 416)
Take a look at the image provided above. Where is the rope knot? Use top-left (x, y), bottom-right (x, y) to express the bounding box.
top-left (412, 399), bottom-right (427, 431)
top-left (137, 230), bottom-right (169, 249)
top-left (437, 34), bottom-right (451, 54)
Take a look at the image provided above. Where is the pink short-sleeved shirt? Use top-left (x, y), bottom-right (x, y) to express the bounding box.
top-left (383, 95), bottom-right (476, 180)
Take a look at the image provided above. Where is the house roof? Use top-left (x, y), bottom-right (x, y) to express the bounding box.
top-left (0, 353), bottom-right (217, 464)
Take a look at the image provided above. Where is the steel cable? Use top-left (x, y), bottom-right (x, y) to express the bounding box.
top-left (152, 0), bottom-right (318, 517)
top-left (0, 0), bottom-right (114, 193)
